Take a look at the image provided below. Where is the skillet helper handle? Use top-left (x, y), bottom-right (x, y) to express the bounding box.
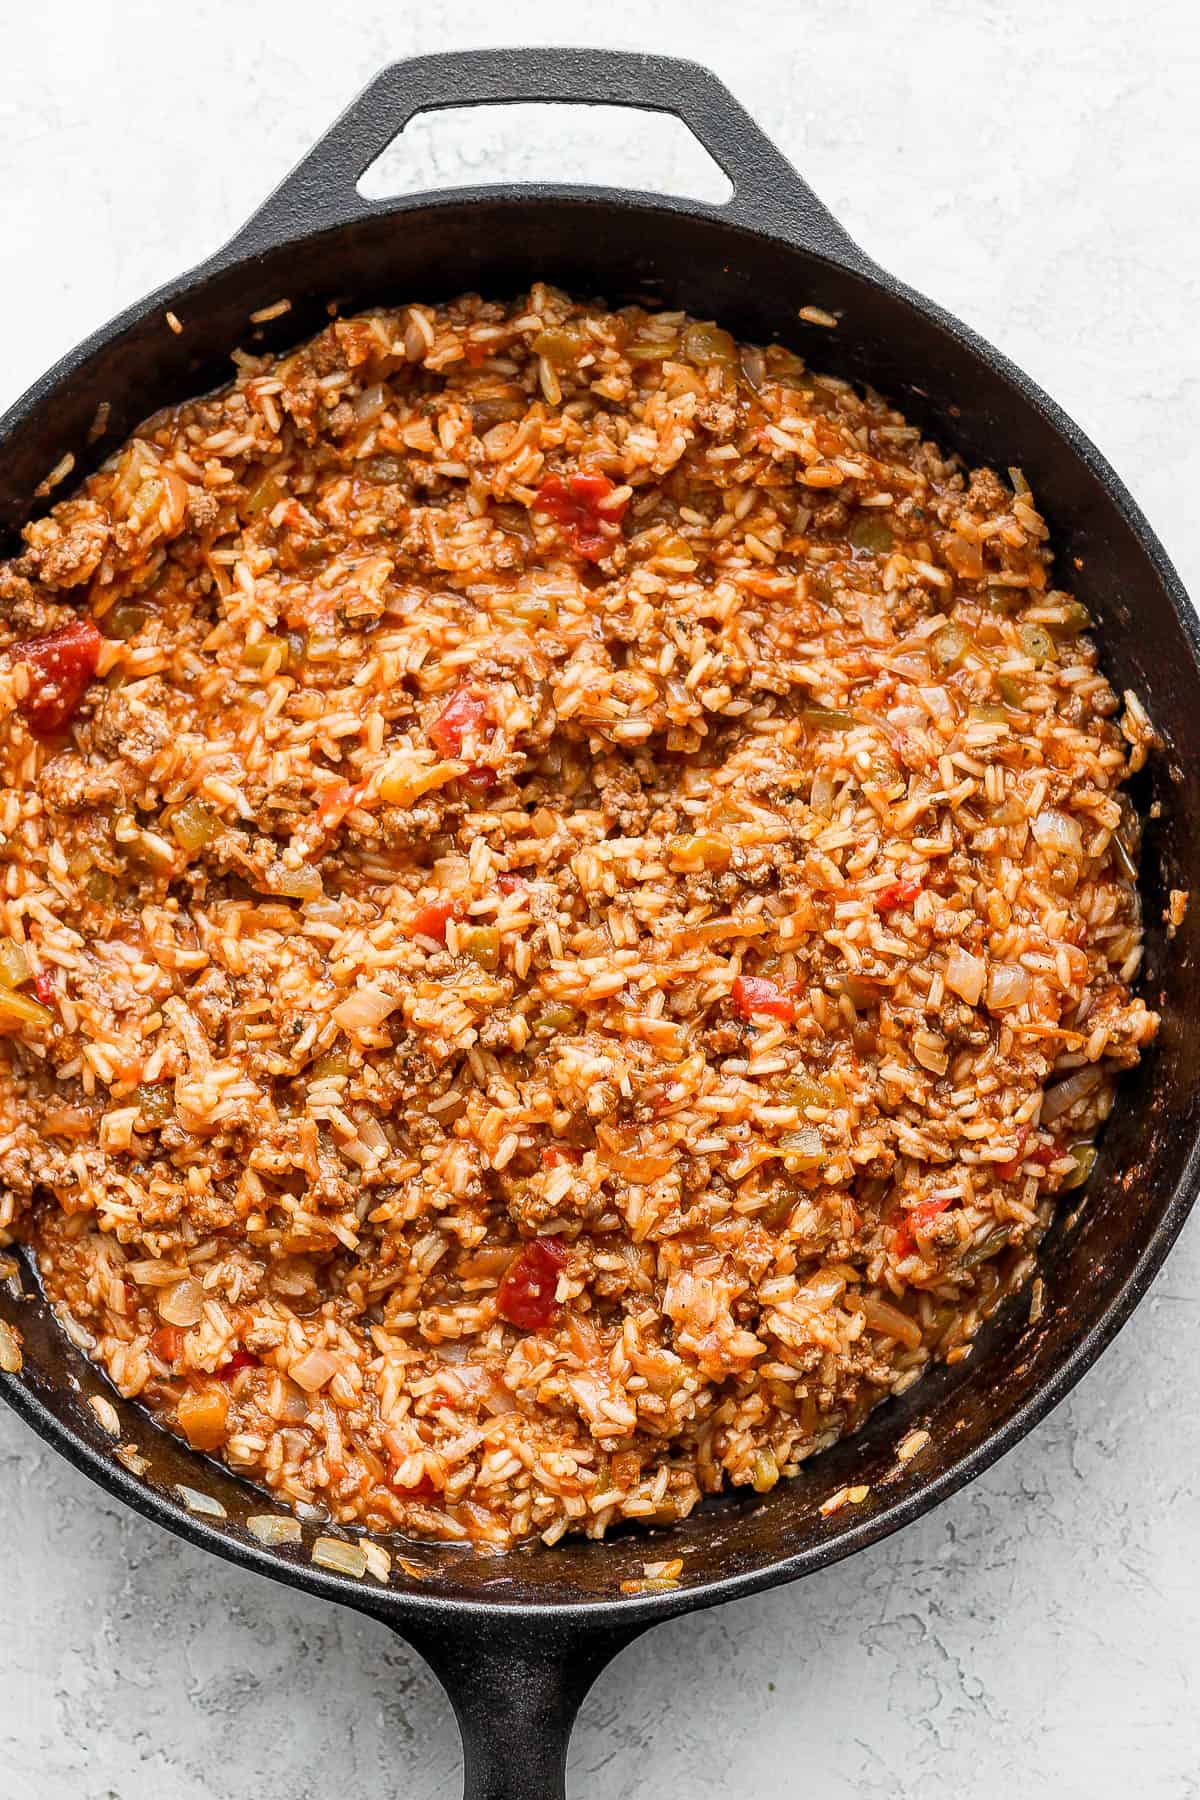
top-left (397, 1617), bottom-right (641, 1800)
top-left (222, 47), bottom-right (862, 265)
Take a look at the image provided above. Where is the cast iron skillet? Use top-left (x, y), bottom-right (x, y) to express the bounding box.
top-left (1, 48), bottom-right (1197, 1800)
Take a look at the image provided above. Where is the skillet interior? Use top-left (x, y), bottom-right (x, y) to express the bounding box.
top-left (1, 188), bottom-right (1198, 1624)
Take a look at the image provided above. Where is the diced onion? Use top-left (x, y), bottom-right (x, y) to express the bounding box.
top-left (247, 1514), bottom-right (303, 1547)
top-left (332, 981), bottom-right (398, 1032)
top-left (801, 1269), bottom-right (846, 1309)
top-left (945, 948), bottom-right (986, 1006)
top-left (0, 1319), bottom-right (22, 1373)
top-left (361, 1541), bottom-right (393, 1583)
top-left (919, 684), bottom-right (957, 719)
top-left (1032, 808), bottom-right (1082, 857)
top-left (159, 1278), bottom-right (205, 1327)
top-left (127, 1259), bottom-right (189, 1288)
top-left (89, 1394), bottom-right (121, 1437)
top-left (859, 1294), bottom-right (923, 1349)
top-left (986, 964), bottom-right (1030, 1011)
top-left (810, 770), bottom-right (835, 817)
top-left (290, 1347), bottom-right (339, 1393)
top-left (312, 1536), bottom-right (367, 1578)
top-left (174, 1484), bottom-right (228, 1519)
top-left (1041, 1065), bottom-right (1103, 1123)
top-left (945, 530), bottom-right (984, 579)
top-left (352, 383), bottom-right (387, 424)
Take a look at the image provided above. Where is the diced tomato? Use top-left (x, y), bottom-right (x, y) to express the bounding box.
top-left (1000, 1126), bottom-right (1055, 1181)
top-left (283, 590), bottom-right (334, 631)
top-left (893, 1194), bottom-right (953, 1260)
top-left (463, 340), bottom-right (491, 368)
top-left (216, 1348), bottom-right (260, 1381)
top-left (541, 1145), bottom-right (582, 1169)
top-left (407, 897), bottom-right (461, 943)
top-left (317, 781), bottom-right (365, 825)
top-left (1000, 1123), bottom-right (1057, 1180)
top-left (429, 686), bottom-right (492, 758)
top-left (33, 971), bottom-right (55, 1006)
top-left (732, 974), bottom-right (796, 1023)
top-left (497, 873), bottom-right (526, 895)
top-left (998, 1125), bottom-right (1029, 1182)
top-left (534, 471), bottom-right (628, 561)
top-left (876, 878), bottom-right (923, 913)
top-left (8, 616), bottom-right (102, 735)
top-left (393, 1470), bottom-right (439, 1499)
top-left (460, 763), bottom-right (497, 793)
top-left (496, 1236), bottom-right (568, 1331)
top-left (150, 1324), bottom-right (183, 1364)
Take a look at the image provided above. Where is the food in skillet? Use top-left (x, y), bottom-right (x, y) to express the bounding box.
top-left (0, 288), bottom-right (1156, 1546)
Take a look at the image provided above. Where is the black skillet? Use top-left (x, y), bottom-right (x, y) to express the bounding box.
top-left (1, 48), bottom-right (1197, 1800)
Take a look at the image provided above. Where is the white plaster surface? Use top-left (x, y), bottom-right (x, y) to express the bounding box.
top-left (2, 1), bottom-right (1200, 1793)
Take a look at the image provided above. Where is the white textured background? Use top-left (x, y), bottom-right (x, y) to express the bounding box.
top-left (2, 2), bottom-right (1199, 1795)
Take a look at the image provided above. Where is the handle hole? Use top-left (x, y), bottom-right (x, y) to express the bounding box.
top-left (356, 102), bottom-right (733, 206)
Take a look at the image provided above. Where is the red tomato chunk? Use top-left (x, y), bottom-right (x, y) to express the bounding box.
top-left (8, 616), bottom-right (102, 735)
top-left (393, 1471), bottom-right (439, 1499)
top-left (408, 897), bottom-right (460, 943)
top-left (998, 1125), bottom-right (1055, 1182)
top-left (496, 1236), bottom-right (568, 1330)
top-left (535, 471), bottom-right (628, 561)
top-left (33, 972), bottom-right (55, 1006)
top-left (876, 878), bottom-right (922, 912)
top-left (541, 1145), bottom-right (582, 1169)
top-left (429, 686), bottom-right (491, 758)
top-left (216, 1348), bottom-right (261, 1381)
top-left (893, 1194), bottom-right (953, 1260)
top-left (317, 781), bottom-right (365, 825)
top-left (150, 1325), bottom-right (183, 1364)
top-left (732, 974), bottom-right (796, 1023)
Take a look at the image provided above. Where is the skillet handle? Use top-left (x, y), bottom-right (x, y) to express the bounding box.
top-left (396, 1615), bottom-right (644, 1800)
top-left (220, 47), bottom-right (862, 267)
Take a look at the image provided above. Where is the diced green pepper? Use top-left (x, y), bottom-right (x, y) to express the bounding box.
top-left (532, 323), bottom-right (589, 367)
top-left (103, 602), bottom-right (148, 642)
top-left (462, 926), bottom-right (500, 971)
top-left (777, 1125), bottom-right (824, 1171)
top-left (1018, 623), bottom-right (1055, 664)
top-left (242, 634), bottom-right (289, 669)
top-left (271, 864), bottom-right (322, 901)
top-left (682, 322), bottom-right (737, 367)
top-left (1048, 599), bottom-right (1091, 638)
top-left (535, 1002), bottom-right (577, 1034)
top-left (0, 940), bottom-right (30, 989)
top-left (625, 337), bottom-right (679, 362)
top-left (169, 799), bottom-right (219, 853)
top-left (134, 1083), bottom-right (174, 1125)
top-left (0, 986), bottom-right (53, 1033)
top-left (1061, 1143), bottom-right (1098, 1191)
top-left (847, 514), bottom-right (894, 555)
top-left (932, 622), bottom-right (970, 668)
top-left (750, 1447), bottom-right (780, 1492)
top-left (800, 706), bottom-right (855, 729)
